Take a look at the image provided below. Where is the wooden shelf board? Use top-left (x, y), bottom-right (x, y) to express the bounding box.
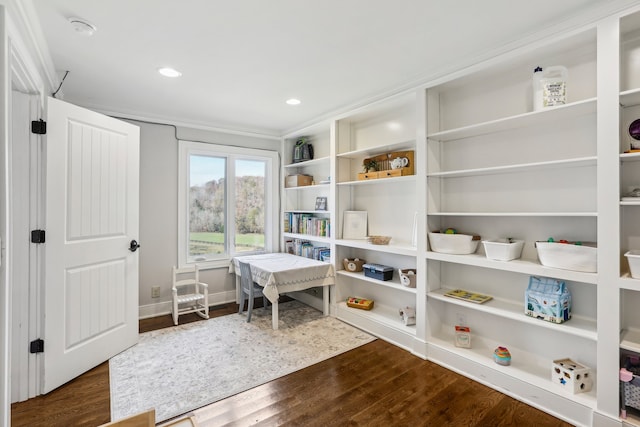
top-left (425, 251), bottom-right (598, 284)
top-left (621, 88), bottom-right (640, 107)
top-left (427, 212), bottom-right (597, 217)
top-left (284, 209), bottom-right (330, 214)
top-left (427, 156), bottom-right (596, 178)
top-left (620, 275), bottom-right (640, 291)
top-left (620, 151), bottom-right (640, 163)
top-left (337, 270), bottom-right (417, 294)
top-left (335, 239), bottom-right (417, 256)
top-left (428, 288), bottom-right (597, 340)
top-left (283, 233), bottom-right (331, 243)
top-left (427, 98), bottom-right (596, 142)
top-left (336, 140), bottom-right (415, 159)
top-left (621, 329), bottom-right (640, 353)
top-left (337, 175), bottom-right (416, 186)
top-left (284, 183), bottom-right (330, 191)
top-left (283, 156), bottom-right (330, 169)
top-left (337, 301), bottom-right (416, 335)
top-left (428, 334), bottom-right (597, 409)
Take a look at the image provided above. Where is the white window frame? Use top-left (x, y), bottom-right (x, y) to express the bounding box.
top-left (178, 140), bottom-right (279, 268)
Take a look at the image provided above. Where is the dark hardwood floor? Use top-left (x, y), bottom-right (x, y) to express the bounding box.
top-left (11, 303), bottom-right (573, 427)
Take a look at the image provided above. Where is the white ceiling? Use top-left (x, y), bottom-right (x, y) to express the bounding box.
top-left (28, 0), bottom-right (637, 136)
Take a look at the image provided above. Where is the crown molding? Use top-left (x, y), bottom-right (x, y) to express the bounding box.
top-left (3, 0), bottom-right (59, 95)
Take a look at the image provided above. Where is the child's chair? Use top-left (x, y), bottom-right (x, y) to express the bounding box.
top-left (237, 261), bottom-right (269, 322)
top-left (172, 264), bottom-right (209, 325)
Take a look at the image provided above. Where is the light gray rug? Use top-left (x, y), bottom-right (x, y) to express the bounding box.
top-left (109, 300), bottom-right (375, 423)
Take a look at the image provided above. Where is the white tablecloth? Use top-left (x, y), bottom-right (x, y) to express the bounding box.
top-left (231, 252), bottom-right (335, 303)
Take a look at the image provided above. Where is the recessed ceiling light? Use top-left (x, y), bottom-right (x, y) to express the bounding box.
top-left (68, 17), bottom-right (97, 36)
top-left (158, 67), bottom-right (182, 78)
top-left (286, 98), bottom-right (301, 105)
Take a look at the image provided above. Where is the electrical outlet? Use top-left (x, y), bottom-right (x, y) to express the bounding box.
top-left (151, 286), bottom-right (160, 298)
top-left (456, 312), bottom-right (467, 327)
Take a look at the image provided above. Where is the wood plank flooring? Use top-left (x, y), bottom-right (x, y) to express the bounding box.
top-left (11, 302), bottom-right (573, 427)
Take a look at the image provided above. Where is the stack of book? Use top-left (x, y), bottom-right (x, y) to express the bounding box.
top-left (285, 239), bottom-right (330, 261)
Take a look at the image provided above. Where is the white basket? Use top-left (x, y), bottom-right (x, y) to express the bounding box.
top-left (428, 232), bottom-right (480, 255)
top-left (482, 239), bottom-right (524, 261)
top-left (625, 250), bottom-right (640, 279)
top-left (535, 241), bottom-right (597, 273)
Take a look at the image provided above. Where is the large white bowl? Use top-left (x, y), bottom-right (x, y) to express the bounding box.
top-left (428, 232), bottom-right (480, 255)
top-left (535, 241), bottom-right (597, 273)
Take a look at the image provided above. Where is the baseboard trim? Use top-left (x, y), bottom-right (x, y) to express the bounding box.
top-left (138, 290), bottom-right (237, 319)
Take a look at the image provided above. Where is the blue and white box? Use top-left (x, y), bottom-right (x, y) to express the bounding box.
top-left (525, 276), bottom-right (571, 324)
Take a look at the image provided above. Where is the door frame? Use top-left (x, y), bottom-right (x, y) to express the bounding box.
top-left (3, 18), bottom-right (47, 412)
top-left (9, 90), bottom-right (42, 402)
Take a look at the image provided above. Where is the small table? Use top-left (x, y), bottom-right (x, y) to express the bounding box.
top-left (230, 253), bottom-right (335, 330)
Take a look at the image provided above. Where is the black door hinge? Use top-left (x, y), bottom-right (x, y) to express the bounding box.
top-left (30, 339), bottom-right (44, 354)
top-left (31, 230), bottom-right (45, 244)
top-left (31, 119), bottom-right (46, 135)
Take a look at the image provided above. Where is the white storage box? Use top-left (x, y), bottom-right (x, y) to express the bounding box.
top-left (428, 232), bottom-right (480, 255)
top-left (535, 241), bottom-right (597, 273)
top-left (625, 250), bottom-right (640, 279)
top-left (482, 239), bottom-right (524, 261)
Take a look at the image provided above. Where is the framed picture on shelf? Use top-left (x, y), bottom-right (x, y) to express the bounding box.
top-left (343, 211), bottom-right (367, 239)
top-left (315, 197), bottom-right (328, 211)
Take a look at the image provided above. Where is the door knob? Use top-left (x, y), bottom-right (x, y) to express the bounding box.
top-left (129, 240), bottom-right (140, 252)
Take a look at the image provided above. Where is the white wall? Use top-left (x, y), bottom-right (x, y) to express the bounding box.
top-left (0, 5), bottom-right (10, 425)
top-left (132, 120), bottom-right (281, 318)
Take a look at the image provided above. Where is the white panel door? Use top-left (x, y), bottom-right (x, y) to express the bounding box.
top-left (43, 97), bottom-right (140, 393)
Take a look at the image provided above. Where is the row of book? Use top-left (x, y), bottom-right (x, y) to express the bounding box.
top-left (285, 239), bottom-right (330, 262)
top-left (284, 213), bottom-right (330, 237)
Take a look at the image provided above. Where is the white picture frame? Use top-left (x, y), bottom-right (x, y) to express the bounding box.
top-left (342, 211), bottom-right (368, 239)
top-left (315, 196), bottom-right (328, 211)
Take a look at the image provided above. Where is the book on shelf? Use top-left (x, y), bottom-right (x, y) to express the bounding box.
top-left (443, 289), bottom-right (492, 304)
top-left (284, 212), bottom-right (330, 237)
top-left (284, 238), bottom-right (330, 262)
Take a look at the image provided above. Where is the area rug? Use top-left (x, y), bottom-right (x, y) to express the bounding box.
top-left (109, 300), bottom-right (375, 423)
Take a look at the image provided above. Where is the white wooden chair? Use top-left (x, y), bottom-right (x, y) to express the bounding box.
top-left (237, 261), bottom-right (269, 322)
top-left (172, 264), bottom-right (209, 325)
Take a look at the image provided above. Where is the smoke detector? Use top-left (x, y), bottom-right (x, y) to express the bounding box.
top-left (68, 17), bottom-right (97, 36)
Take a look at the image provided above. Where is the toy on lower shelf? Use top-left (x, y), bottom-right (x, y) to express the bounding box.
top-left (346, 297), bottom-right (374, 310)
top-left (621, 354), bottom-right (640, 418)
top-left (494, 346), bottom-right (511, 366)
top-left (454, 326), bottom-right (471, 348)
top-left (399, 306), bottom-right (415, 325)
top-left (552, 358), bottom-right (592, 394)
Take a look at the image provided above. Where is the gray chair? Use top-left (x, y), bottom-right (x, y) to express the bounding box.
top-left (238, 261), bottom-right (270, 322)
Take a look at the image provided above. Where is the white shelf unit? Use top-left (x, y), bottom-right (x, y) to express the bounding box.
top-left (332, 92), bottom-right (421, 351)
top-left (280, 123), bottom-right (335, 308)
top-left (425, 25), bottom-right (599, 425)
top-left (276, 6), bottom-right (640, 425)
top-left (282, 122), bottom-right (333, 247)
top-left (334, 242), bottom-right (418, 351)
top-left (619, 11), bottom-right (640, 427)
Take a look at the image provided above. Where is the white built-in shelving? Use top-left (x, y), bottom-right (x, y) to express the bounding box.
top-left (278, 5), bottom-right (640, 425)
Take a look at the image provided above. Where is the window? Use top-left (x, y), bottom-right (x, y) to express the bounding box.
top-left (178, 141), bottom-right (279, 268)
